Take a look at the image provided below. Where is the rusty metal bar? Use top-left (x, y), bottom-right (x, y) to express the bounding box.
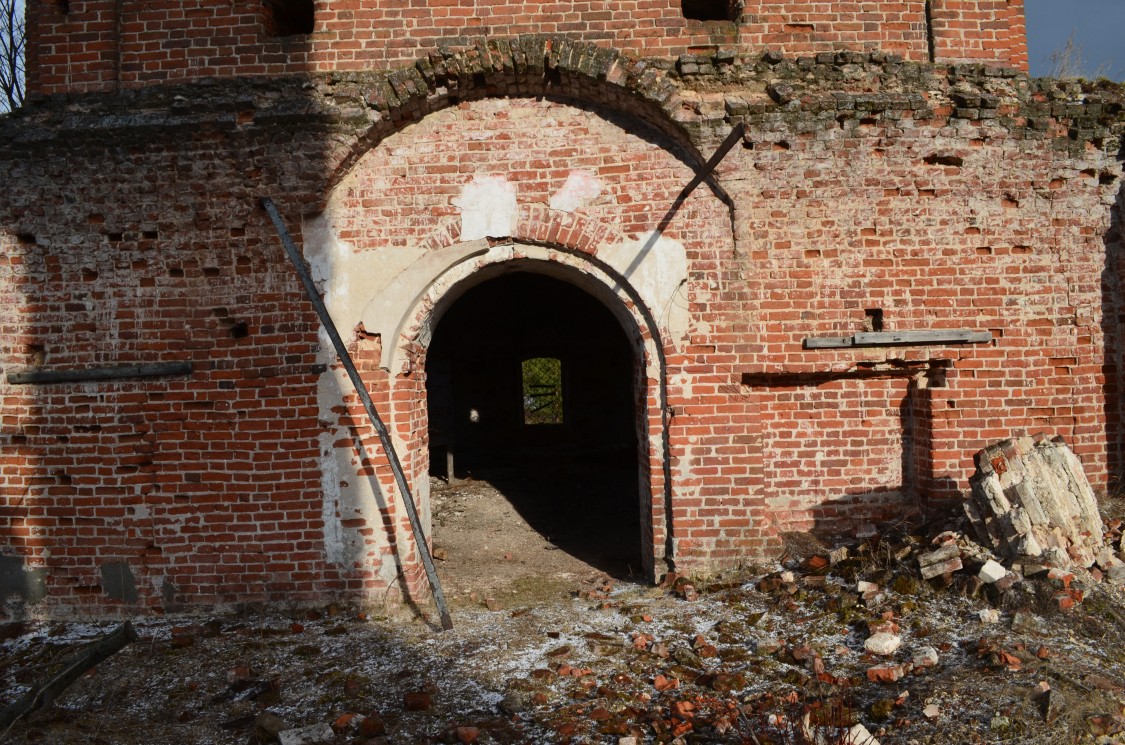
top-left (262, 197), bottom-right (454, 631)
top-left (6, 362), bottom-right (193, 385)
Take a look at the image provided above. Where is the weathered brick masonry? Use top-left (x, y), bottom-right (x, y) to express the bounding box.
top-left (26, 0), bottom-right (1026, 93)
top-left (1, 1), bottom-right (1122, 616)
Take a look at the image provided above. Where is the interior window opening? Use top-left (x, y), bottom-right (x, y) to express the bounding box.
top-left (522, 357), bottom-right (564, 426)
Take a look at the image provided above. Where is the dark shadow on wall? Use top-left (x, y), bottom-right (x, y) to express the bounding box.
top-left (740, 363), bottom-right (962, 541)
top-left (0, 4), bottom-right (329, 618)
top-left (1104, 182), bottom-right (1125, 492)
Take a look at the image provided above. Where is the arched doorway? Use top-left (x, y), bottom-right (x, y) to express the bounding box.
top-left (425, 269), bottom-right (643, 600)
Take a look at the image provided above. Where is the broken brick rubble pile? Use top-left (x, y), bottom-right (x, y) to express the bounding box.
top-left (966, 434), bottom-right (1114, 574)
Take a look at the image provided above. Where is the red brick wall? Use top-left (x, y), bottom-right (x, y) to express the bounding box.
top-left (0, 126), bottom-right (380, 613)
top-left (727, 105), bottom-right (1115, 527)
top-left (324, 88), bottom-right (1116, 566)
top-left (1, 44), bottom-right (1118, 614)
top-left (25, 0), bottom-right (1028, 97)
top-left (931, 0), bottom-right (1027, 68)
top-left (746, 376), bottom-right (916, 533)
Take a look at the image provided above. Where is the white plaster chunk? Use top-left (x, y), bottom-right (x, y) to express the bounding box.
top-left (278, 723), bottom-right (334, 745)
top-left (913, 646), bottom-right (939, 668)
top-left (549, 170), bottom-right (604, 212)
top-left (978, 559), bottom-right (1008, 584)
top-left (844, 724), bottom-right (880, 745)
top-left (864, 632), bottom-right (901, 656)
top-left (452, 174), bottom-right (518, 241)
top-left (1016, 532), bottom-right (1043, 557)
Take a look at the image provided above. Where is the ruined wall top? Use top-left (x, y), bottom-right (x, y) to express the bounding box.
top-left (25, 0), bottom-right (1027, 98)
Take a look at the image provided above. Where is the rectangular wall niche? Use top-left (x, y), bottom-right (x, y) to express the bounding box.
top-left (264, 0), bottom-right (315, 36)
top-left (522, 357), bottom-right (564, 425)
top-left (681, 0), bottom-right (740, 22)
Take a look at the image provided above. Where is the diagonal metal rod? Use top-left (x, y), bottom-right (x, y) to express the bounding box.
top-left (677, 121), bottom-right (744, 208)
top-left (262, 197), bottom-right (453, 631)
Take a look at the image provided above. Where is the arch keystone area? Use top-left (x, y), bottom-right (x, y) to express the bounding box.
top-left (304, 207), bottom-right (690, 373)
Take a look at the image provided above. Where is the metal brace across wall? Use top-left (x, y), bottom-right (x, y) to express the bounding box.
top-left (7, 362), bottom-right (194, 385)
top-left (262, 197), bottom-right (454, 632)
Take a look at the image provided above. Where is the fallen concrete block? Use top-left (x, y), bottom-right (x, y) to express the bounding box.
top-left (917, 542), bottom-right (960, 568)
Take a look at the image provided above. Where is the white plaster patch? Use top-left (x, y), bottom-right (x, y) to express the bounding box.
top-left (599, 231), bottom-right (690, 346)
top-left (549, 170), bottom-right (604, 212)
top-left (316, 365), bottom-right (400, 581)
top-left (452, 174), bottom-right (518, 241)
top-left (302, 212), bottom-right (424, 343)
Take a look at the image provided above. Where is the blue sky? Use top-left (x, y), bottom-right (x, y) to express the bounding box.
top-left (1026, 0), bottom-right (1125, 80)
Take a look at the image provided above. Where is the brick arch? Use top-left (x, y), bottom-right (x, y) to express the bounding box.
top-left (398, 233), bottom-right (661, 359)
top-left (321, 36), bottom-right (708, 196)
top-left (417, 205), bottom-right (631, 258)
top-left (311, 88), bottom-right (740, 598)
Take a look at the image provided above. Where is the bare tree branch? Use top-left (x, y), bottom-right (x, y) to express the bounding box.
top-left (0, 0), bottom-right (25, 112)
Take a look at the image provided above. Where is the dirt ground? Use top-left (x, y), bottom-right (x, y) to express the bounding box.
top-left (430, 458), bottom-right (644, 607)
top-left (4, 472), bottom-right (1125, 745)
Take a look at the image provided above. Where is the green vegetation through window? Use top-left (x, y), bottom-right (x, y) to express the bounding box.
top-left (522, 357), bottom-right (563, 425)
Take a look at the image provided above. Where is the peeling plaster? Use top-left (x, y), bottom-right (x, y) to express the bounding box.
top-left (452, 174), bottom-right (518, 241)
top-left (599, 231), bottom-right (690, 345)
top-left (315, 366), bottom-right (404, 584)
top-left (303, 211), bottom-right (419, 581)
top-left (550, 170), bottom-right (604, 212)
top-left (358, 241), bottom-right (489, 371)
top-left (303, 211), bottom-right (425, 340)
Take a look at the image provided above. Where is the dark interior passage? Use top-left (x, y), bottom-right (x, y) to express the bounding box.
top-left (426, 271), bottom-right (641, 580)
